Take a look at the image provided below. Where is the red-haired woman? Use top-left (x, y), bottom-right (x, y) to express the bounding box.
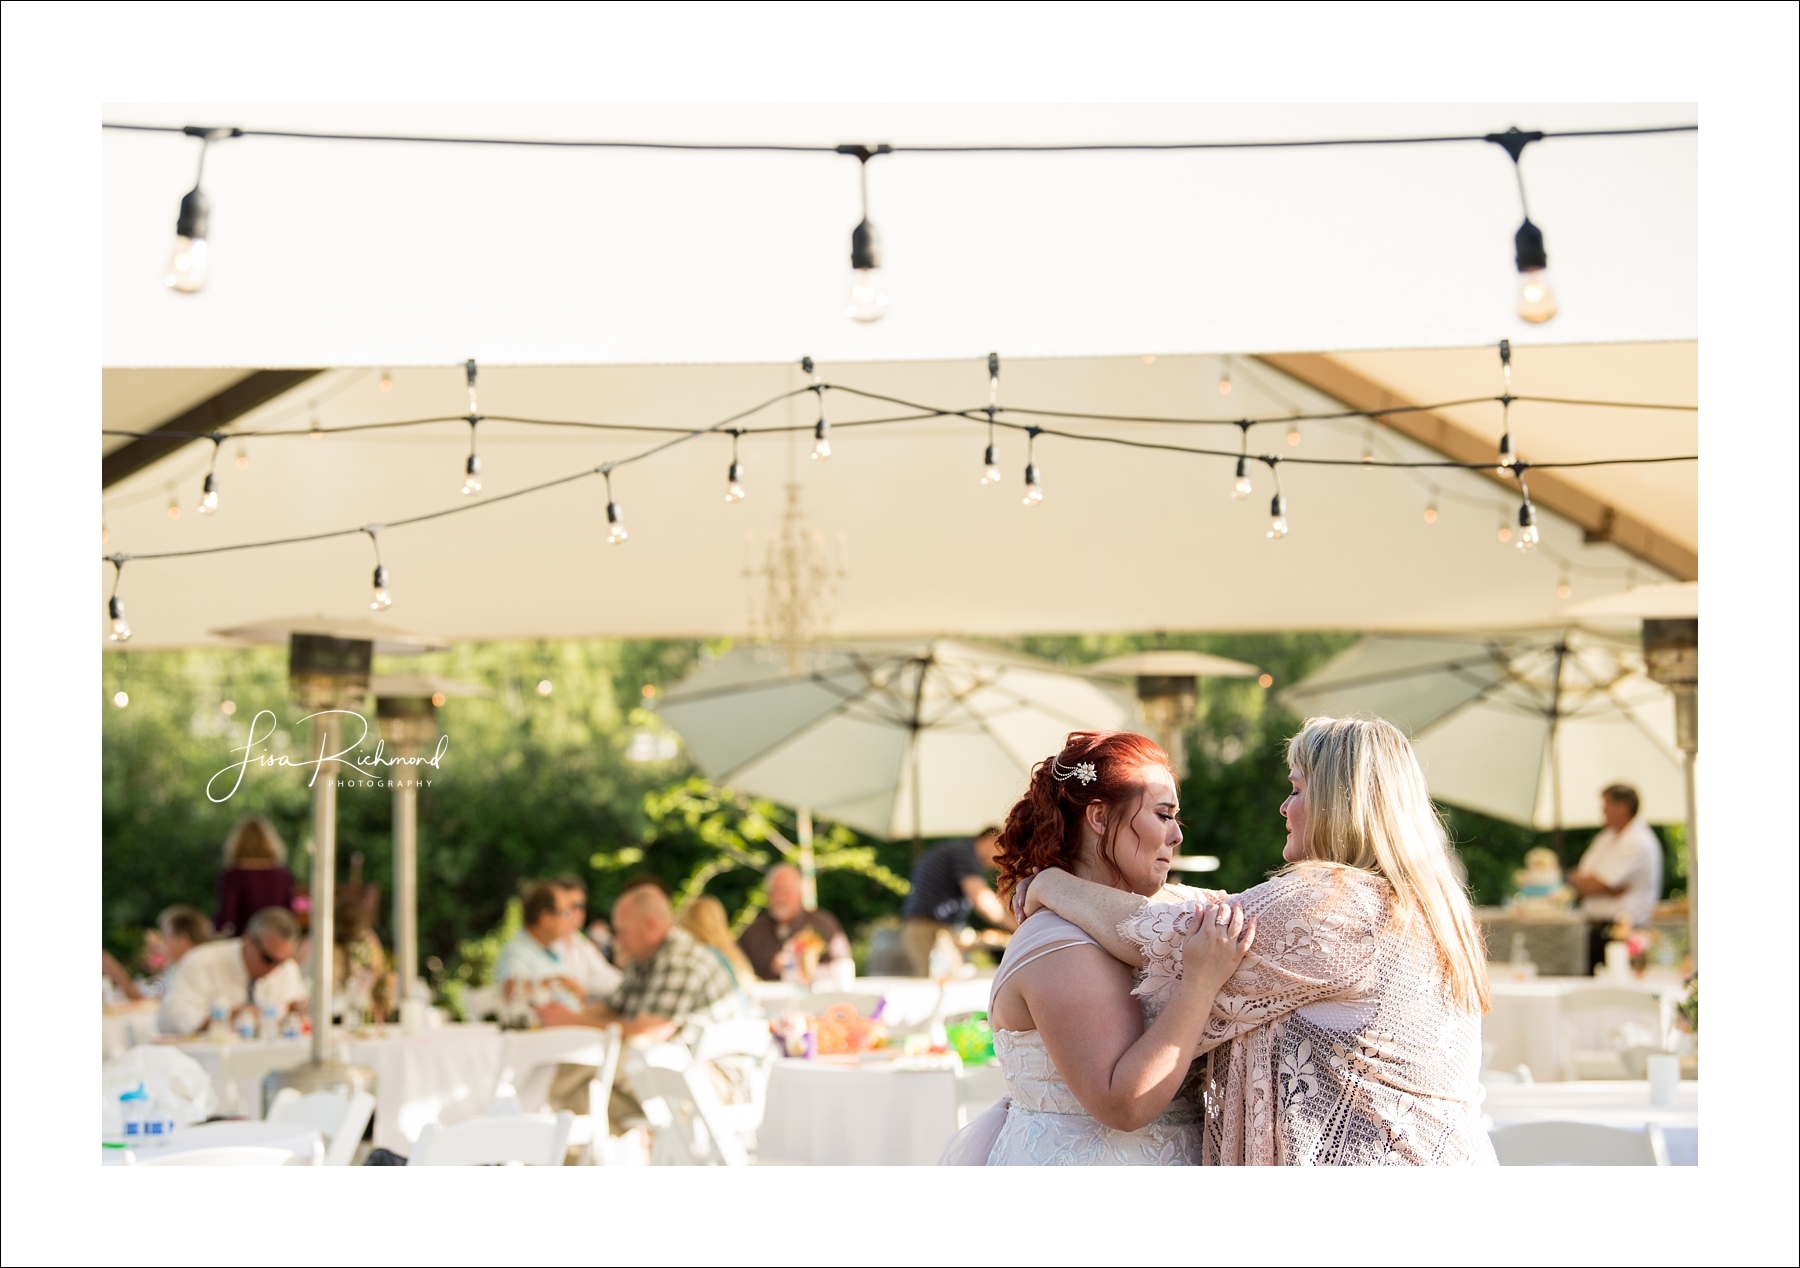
top-left (943, 731), bottom-right (1255, 1165)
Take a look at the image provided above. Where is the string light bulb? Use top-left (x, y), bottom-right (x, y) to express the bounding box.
top-left (1286, 425), bottom-right (1302, 448)
top-left (234, 444), bottom-right (249, 470)
top-left (1557, 576), bottom-right (1572, 600)
top-left (113, 691), bottom-right (130, 709)
top-left (1496, 507), bottom-right (1513, 544)
top-left (1267, 493), bottom-right (1289, 539)
top-left (463, 360), bottom-right (482, 494)
top-left (379, 369), bottom-right (394, 393)
top-left (1488, 128), bottom-right (1558, 324)
top-left (106, 557), bottom-right (131, 642)
top-left (163, 127), bottom-right (235, 293)
top-left (197, 436), bottom-right (222, 515)
top-left (1232, 456), bottom-right (1253, 499)
top-left (1515, 494), bottom-right (1539, 551)
top-left (101, 520), bottom-right (110, 545)
top-left (605, 471), bottom-right (628, 543)
top-left (362, 526), bottom-right (391, 609)
top-left (1423, 500), bottom-right (1439, 524)
top-left (1022, 428), bottom-right (1043, 505)
top-left (166, 485), bottom-right (181, 520)
top-left (725, 431), bottom-right (746, 502)
top-left (308, 403), bottom-right (322, 442)
top-left (840, 145), bottom-right (891, 322)
top-left (803, 357), bottom-right (830, 459)
top-left (982, 352), bottom-right (1002, 484)
top-left (1217, 359), bottom-right (1233, 396)
top-left (1496, 340), bottom-right (1518, 468)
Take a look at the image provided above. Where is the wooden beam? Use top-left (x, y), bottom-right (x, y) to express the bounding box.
top-left (102, 369), bottom-right (325, 489)
top-left (1257, 352), bottom-right (1698, 582)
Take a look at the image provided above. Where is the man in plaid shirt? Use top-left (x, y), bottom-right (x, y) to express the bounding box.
top-left (536, 879), bottom-right (754, 1114)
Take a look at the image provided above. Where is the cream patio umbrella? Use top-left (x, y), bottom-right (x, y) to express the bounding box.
top-left (1279, 627), bottom-right (1685, 844)
top-left (655, 639), bottom-right (1137, 858)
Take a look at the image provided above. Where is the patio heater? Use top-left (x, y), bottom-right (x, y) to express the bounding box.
top-left (1084, 650), bottom-right (1261, 779)
top-left (1642, 618), bottom-right (1698, 968)
top-left (265, 631), bottom-right (379, 1107)
top-left (371, 674), bottom-right (489, 1019)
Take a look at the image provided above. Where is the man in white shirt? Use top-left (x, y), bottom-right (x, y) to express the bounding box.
top-left (158, 907), bottom-right (308, 1034)
top-left (550, 874), bottom-right (622, 1000)
top-left (495, 883), bottom-right (587, 1020)
top-left (1569, 784), bottom-right (1664, 970)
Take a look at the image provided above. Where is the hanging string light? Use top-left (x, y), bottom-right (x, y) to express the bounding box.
top-left (1557, 575), bottom-right (1573, 600)
top-left (1023, 428), bottom-right (1044, 506)
top-left (604, 468), bottom-right (628, 543)
top-left (1285, 420), bottom-right (1302, 448)
top-left (804, 356), bottom-right (830, 459)
top-left (197, 434), bottom-right (223, 515)
top-left (1487, 128), bottom-right (1558, 324)
top-left (1423, 490), bottom-right (1440, 524)
top-left (163, 126), bottom-right (238, 293)
top-left (1496, 506), bottom-right (1514, 544)
top-left (379, 369), bottom-right (394, 393)
top-left (308, 402), bottom-right (323, 441)
top-left (1513, 471), bottom-right (1539, 551)
top-left (1265, 460), bottom-right (1289, 539)
top-left (101, 518), bottom-right (110, 546)
top-left (363, 525), bottom-right (391, 609)
top-left (982, 352), bottom-right (1003, 484)
top-left (1230, 422), bottom-right (1253, 498)
top-left (234, 442), bottom-right (249, 470)
top-left (725, 430), bottom-right (747, 502)
top-left (838, 144), bottom-right (892, 322)
top-left (106, 556), bottom-right (133, 641)
top-left (165, 484), bottom-right (180, 521)
top-left (462, 359), bottom-right (483, 494)
top-left (1496, 339), bottom-right (1518, 469)
top-left (1217, 357), bottom-right (1233, 396)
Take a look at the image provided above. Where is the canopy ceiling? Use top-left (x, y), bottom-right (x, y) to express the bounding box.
top-left (100, 343), bottom-right (1693, 648)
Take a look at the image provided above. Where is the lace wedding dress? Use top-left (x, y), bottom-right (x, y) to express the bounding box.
top-left (941, 910), bottom-right (1204, 1165)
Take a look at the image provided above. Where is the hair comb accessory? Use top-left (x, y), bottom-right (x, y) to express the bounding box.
top-left (1051, 757), bottom-right (1097, 785)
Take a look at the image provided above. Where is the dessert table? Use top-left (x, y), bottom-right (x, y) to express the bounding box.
top-left (103, 1119), bottom-right (322, 1166)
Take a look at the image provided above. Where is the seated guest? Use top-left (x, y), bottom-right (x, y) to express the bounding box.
top-left (537, 880), bottom-right (752, 1124)
top-left (678, 894), bottom-right (758, 998)
top-left (215, 815), bottom-right (294, 938)
top-left (551, 874), bottom-right (622, 1000)
top-left (495, 882), bottom-right (587, 1014)
top-left (104, 905), bottom-right (214, 1002)
top-left (901, 827), bottom-right (1016, 976)
top-left (736, 864), bottom-right (851, 981)
top-left (158, 906), bottom-right (307, 1034)
top-left (1568, 783), bottom-right (1664, 972)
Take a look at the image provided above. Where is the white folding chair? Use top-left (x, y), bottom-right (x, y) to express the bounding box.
top-left (490, 1025), bottom-right (622, 1164)
top-left (129, 1145), bottom-right (296, 1167)
top-left (1558, 988), bottom-right (1668, 1081)
top-left (623, 1037), bottom-right (758, 1167)
top-left (267, 1088), bottom-right (377, 1166)
top-left (1489, 1120), bottom-right (1668, 1166)
top-left (691, 1017), bottom-right (778, 1147)
top-left (408, 1111), bottom-right (574, 1165)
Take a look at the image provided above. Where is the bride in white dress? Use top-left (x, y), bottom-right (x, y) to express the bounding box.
top-left (943, 731), bottom-right (1255, 1165)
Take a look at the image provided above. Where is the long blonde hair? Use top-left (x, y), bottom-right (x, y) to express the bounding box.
top-left (1286, 716), bottom-right (1489, 1014)
top-left (223, 815), bottom-right (287, 867)
top-left (676, 895), bottom-right (756, 990)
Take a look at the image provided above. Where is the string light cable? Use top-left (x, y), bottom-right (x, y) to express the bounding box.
top-left (363, 525), bottom-right (391, 609)
top-left (982, 352), bottom-right (1003, 485)
top-left (108, 120), bottom-right (1696, 320)
top-left (106, 556), bottom-right (132, 641)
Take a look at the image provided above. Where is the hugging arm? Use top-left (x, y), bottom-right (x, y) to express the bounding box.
top-left (1025, 869), bottom-right (1157, 967)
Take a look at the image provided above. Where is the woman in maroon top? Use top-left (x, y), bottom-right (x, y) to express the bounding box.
top-left (215, 815), bottom-right (294, 937)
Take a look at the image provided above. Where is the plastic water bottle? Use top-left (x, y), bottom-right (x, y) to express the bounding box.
top-left (208, 1001), bottom-right (231, 1042)
top-left (259, 1005), bottom-right (279, 1041)
top-left (120, 1083), bottom-right (148, 1142)
top-left (142, 1092), bottom-right (173, 1142)
top-left (280, 1010), bottom-right (303, 1040)
top-left (235, 1005), bottom-right (258, 1040)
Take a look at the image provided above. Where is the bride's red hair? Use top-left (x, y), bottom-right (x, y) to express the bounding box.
top-left (993, 731), bottom-right (1173, 903)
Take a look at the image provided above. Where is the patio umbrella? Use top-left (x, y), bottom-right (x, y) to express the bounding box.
top-left (655, 639), bottom-right (1137, 849)
top-left (1278, 627), bottom-right (1684, 840)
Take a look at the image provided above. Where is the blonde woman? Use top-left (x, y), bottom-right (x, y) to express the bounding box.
top-left (677, 895), bottom-right (759, 997)
top-left (1025, 716), bottom-right (1496, 1165)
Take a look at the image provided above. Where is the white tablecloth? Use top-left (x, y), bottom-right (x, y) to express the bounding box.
top-left (759, 1056), bottom-right (968, 1165)
top-left (103, 1119), bottom-right (322, 1166)
top-left (340, 1025), bottom-right (504, 1152)
top-left (102, 1002), bottom-right (164, 1060)
top-left (180, 1025), bottom-right (506, 1152)
top-left (1483, 976), bottom-right (1684, 1082)
top-left (1481, 1079), bottom-right (1698, 1165)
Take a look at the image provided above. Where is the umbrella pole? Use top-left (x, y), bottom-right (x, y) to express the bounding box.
top-left (1549, 641), bottom-right (1567, 863)
top-left (797, 806), bottom-right (817, 912)
top-left (392, 775), bottom-right (419, 1002)
top-left (909, 733), bottom-right (923, 865)
top-left (1683, 749), bottom-right (1698, 970)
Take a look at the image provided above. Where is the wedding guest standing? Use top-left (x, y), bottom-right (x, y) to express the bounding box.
top-left (1568, 784), bottom-right (1664, 972)
top-left (901, 828), bottom-right (1015, 976)
top-left (214, 815), bottom-right (294, 938)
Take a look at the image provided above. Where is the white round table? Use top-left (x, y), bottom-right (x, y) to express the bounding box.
top-left (757, 1055), bottom-right (969, 1165)
top-left (1483, 975), bottom-right (1685, 1082)
top-left (104, 1119), bottom-right (322, 1166)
